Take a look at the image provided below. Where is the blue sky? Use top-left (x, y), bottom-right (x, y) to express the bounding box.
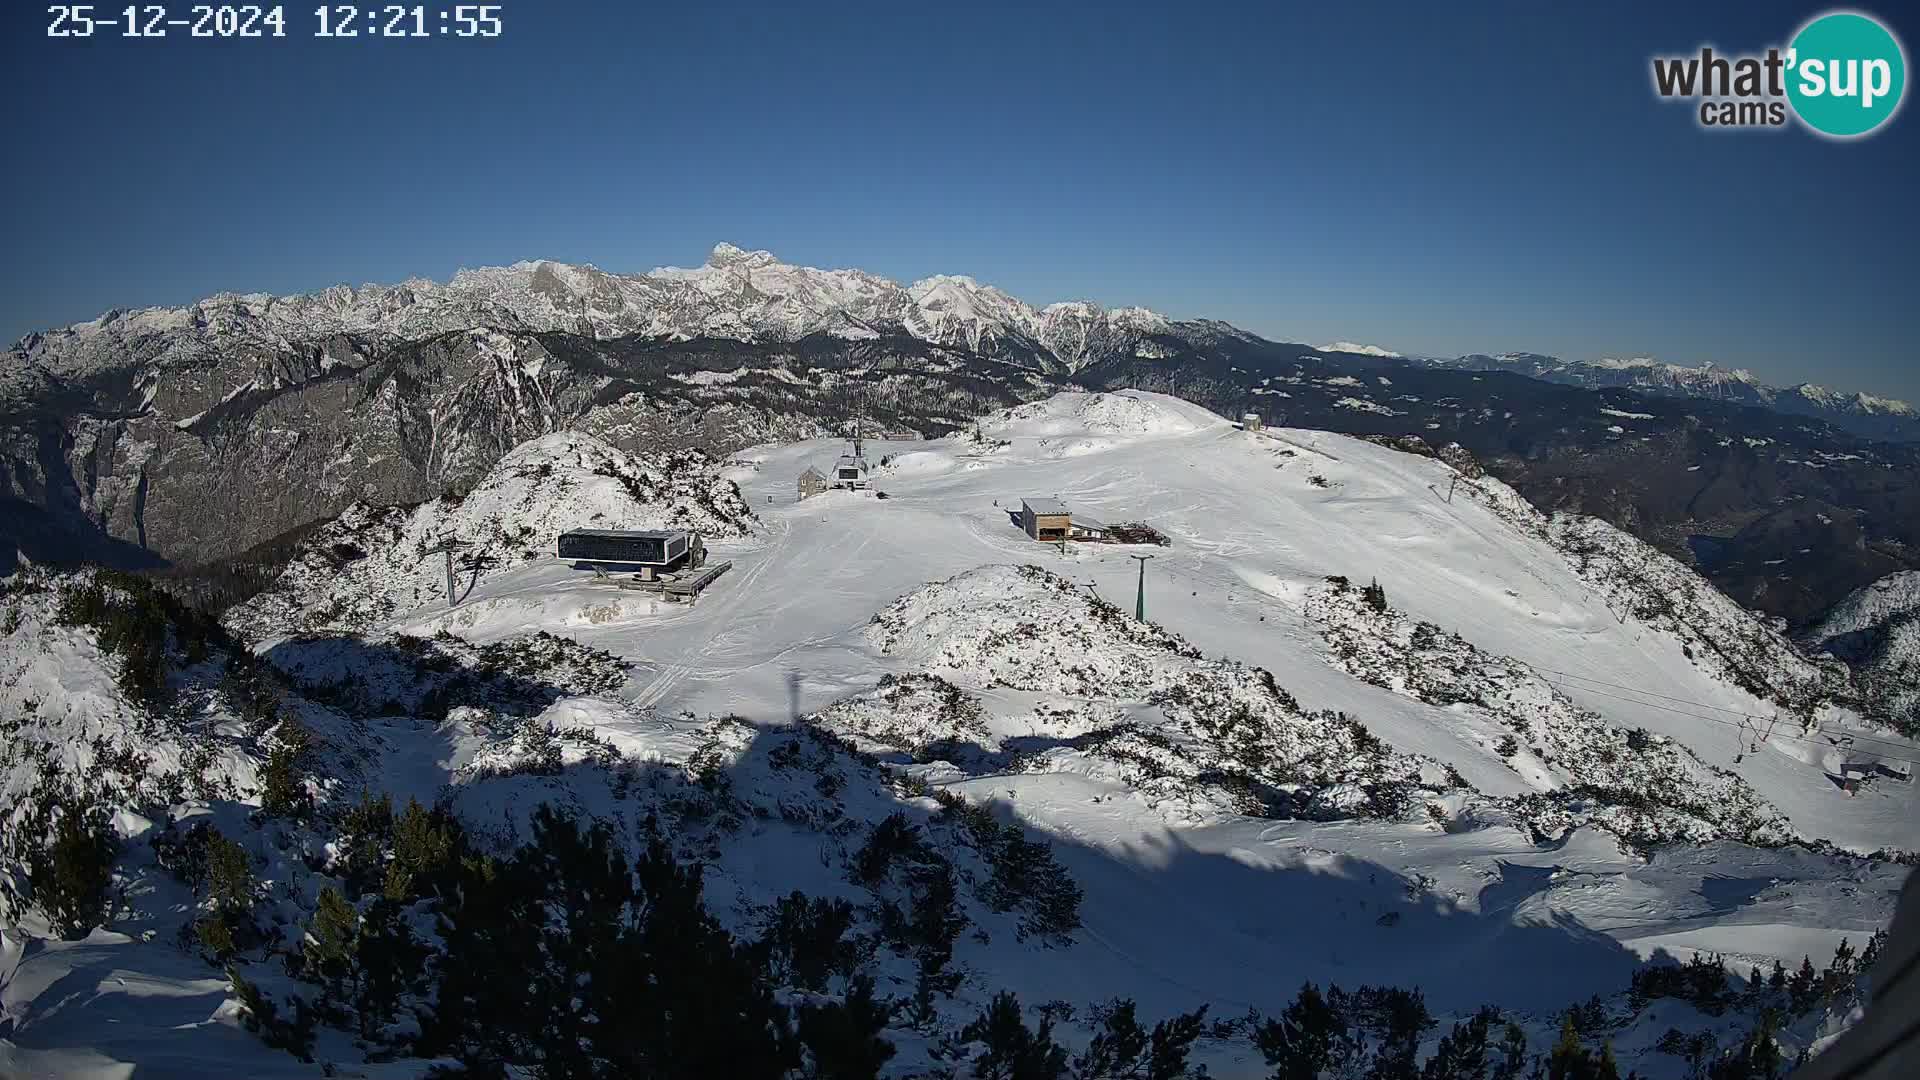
top-left (3, 1), bottom-right (1915, 398)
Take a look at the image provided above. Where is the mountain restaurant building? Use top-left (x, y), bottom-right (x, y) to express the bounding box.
top-left (1021, 498), bottom-right (1072, 541)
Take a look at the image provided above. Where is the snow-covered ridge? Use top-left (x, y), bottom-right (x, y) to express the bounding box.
top-left (1807, 572), bottom-right (1920, 651)
top-left (1303, 578), bottom-right (1793, 847)
top-left (1318, 342), bottom-right (1403, 358)
top-left (1444, 474), bottom-right (1846, 717)
top-left (226, 431), bottom-right (754, 638)
top-left (13, 244), bottom-right (1186, 378)
top-left (861, 564), bottom-right (1454, 822)
top-left (1804, 572), bottom-right (1920, 735)
top-left (1796, 384), bottom-right (1917, 417)
top-left (976, 390), bottom-right (1221, 442)
top-left (1427, 354), bottom-right (1917, 438)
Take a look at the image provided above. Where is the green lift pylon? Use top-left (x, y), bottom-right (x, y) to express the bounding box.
top-left (1130, 554), bottom-right (1155, 622)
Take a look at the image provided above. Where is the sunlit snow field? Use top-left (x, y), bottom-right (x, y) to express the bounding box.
top-left (4, 391), bottom-right (1913, 1079)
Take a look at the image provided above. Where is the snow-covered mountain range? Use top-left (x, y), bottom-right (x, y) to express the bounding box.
top-left (1418, 353), bottom-right (1920, 442)
top-left (9, 243), bottom-right (1202, 382)
top-left (14, 244), bottom-right (1909, 439)
top-left (6, 245), bottom-right (1920, 640)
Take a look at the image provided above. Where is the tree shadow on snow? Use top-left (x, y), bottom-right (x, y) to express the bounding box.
top-left (260, 632), bottom-right (621, 721)
top-left (435, 717), bottom-right (1648, 1020)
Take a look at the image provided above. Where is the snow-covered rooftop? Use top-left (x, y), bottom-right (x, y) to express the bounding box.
top-left (1023, 497), bottom-right (1070, 516)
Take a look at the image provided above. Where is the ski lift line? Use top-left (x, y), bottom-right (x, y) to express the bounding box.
top-left (1535, 667), bottom-right (1920, 756)
top-left (1539, 679), bottom-right (1761, 726)
top-left (1536, 678), bottom-right (1920, 768)
top-left (1542, 675), bottom-right (1917, 760)
top-left (1530, 666), bottom-right (1759, 716)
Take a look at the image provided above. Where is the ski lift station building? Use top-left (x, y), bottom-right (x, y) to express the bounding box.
top-left (1021, 497), bottom-right (1111, 541)
top-left (558, 529), bottom-right (707, 575)
top-left (834, 448), bottom-right (871, 489)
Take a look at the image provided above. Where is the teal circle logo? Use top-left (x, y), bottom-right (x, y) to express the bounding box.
top-left (1786, 11), bottom-right (1906, 137)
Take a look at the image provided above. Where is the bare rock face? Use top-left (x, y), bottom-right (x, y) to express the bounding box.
top-left (0, 246), bottom-right (1228, 574)
top-left (0, 322), bottom-right (1046, 572)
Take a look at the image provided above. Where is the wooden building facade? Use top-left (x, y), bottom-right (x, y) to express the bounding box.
top-left (1021, 497), bottom-right (1072, 541)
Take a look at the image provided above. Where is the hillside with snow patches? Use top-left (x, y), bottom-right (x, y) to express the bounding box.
top-left (225, 432), bottom-right (755, 638)
top-left (2, 390), bottom-right (1915, 1079)
top-left (1802, 571), bottom-right (1920, 736)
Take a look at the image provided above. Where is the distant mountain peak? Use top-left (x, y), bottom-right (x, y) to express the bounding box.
top-left (1318, 341), bottom-right (1402, 358)
top-left (706, 241), bottom-right (780, 268)
top-left (1426, 351), bottom-right (1916, 441)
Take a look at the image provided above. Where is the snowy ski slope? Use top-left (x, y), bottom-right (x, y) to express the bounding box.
top-left (4, 390), bottom-right (1913, 1079)
top-left (399, 391), bottom-right (1914, 852)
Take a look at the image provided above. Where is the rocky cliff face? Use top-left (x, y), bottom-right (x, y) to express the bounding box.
top-left (0, 326), bottom-right (1039, 574)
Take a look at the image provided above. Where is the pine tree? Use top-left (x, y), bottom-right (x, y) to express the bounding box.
top-left (796, 974), bottom-right (896, 1080)
top-left (1255, 982), bottom-right (1348, 1080)
top-left (1143, 1005), bottom-right (1209, 1080)
top-left (1074, 1000), bottom-right (1148, 1080)
top-left (423, 808), bottom-right (800, 1076)
top-left (353, 896), bottom-right (422, 1039)
top-left (766, 891), bottom-right (858, 992)
top-left (1363, 578), bottom-right (1389, 613)
top-left (228, 965), bottom-right (317, 1063)
top-left (1424, 1007), bottom-right (1497, 1080)
top-left (306, 886), bottom-right (358, 985)
top-left (336, 793), bottom-right (396, 898)
top-left (385, 797), bottom-right (459, 901)
top-left (962, 992), bottom-right (1068, 1080)
top-left (258, 719), bottom-right (312, 819)
top-left (1859, 929), bottom-right (1886, 972)
top-left (1820, 938), bottom-right (1857, 1004)
top-left (26, 797), bottom-right (117, 939)
top-left (908, 865), bottom-right (967, 1010)
top-left (258, 744), bottom-right (307, 818)
top-left (1595, 1042), bottom-right (1620, 1080)
top-left (205, 834), bottom-right (253, 917)
top-left (1706, 1011), bottom-right (1783, 1080)
top-left (1787, 956), bottom-right (1818, 1014)
top-left (193, 832), bottom-right (256, 960)
top-left (1546, 1015), bottom-right (1607, 1080)
top-left (1490, 1022), bottom-right (1530, 1080)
